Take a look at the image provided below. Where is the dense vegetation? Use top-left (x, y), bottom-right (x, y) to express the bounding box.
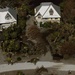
top-left (60, 0), bottom-right (75, 24)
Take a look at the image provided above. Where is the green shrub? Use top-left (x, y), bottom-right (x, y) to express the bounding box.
top-left (17, 57), bottom-right (22, 61)
top-left (17, 71), bottom-right (25, 75)
top-left (40, 22), bottom-right (51, 28)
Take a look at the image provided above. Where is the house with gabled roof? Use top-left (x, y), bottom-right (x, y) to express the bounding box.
top-left (0, 7), bottom-right (17, 31)
top-left (34, 2), bottom-right (61, 27)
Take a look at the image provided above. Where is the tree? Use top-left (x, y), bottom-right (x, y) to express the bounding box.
top-left (17, 71), bottom-right (25, 75)
top-left (35, 66), bottom-right (48, 75)
top-left (35, 42), bottom-right (47, 55)
top-left (2, 23), bottom-right (27, 56)
top-left (26, 25), bottom-right (48, 55)
top-left (46, 23), bottom-right (75, 56)
top-left (62, 0), bottom-right (75, 23)
top-left (26, 25), bottom-right (41, 40)
top-left (60, 42), bottom-right (75, 57)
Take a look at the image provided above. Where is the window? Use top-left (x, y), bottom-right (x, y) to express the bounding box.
top-left (5, 13), bottom-right (12, 20)
top-left (43, 18), bottom-right (48, 19)
top-left (49, 9), bottom-right (54, 15)
top-left (55, 18), bottom-right (58, 19)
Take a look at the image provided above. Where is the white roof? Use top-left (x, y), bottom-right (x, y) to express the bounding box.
top-left (0, 12), bottom-right (7, 23)
top-left (35, 2), bottom-right (61, 18)
top-left (0, 7), bottom-right (17, 24)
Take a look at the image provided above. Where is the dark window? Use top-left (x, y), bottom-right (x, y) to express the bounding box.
top-left (55, 18), bottom-right (58, 19)
top-left (5, 13), bottom-right (12, 20)
top-left (49, 9), bottom-right (54, 15)
top-left (43, 18), bottom-right (48, 19)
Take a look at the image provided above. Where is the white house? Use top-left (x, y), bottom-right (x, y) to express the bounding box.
top-left (34, 2), bottom-right (61, 27)
top-left (0, 7), bottom-right (17, 31)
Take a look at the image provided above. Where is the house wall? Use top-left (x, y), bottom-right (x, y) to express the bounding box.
top-left (42, 18), bottom-right (60, 23)
top-left (35, 17), bottom-right (42, 22)
top-left (0, 24), bottom-right (11, 31)
top-left (0, 21), bottom-right (17, 31)
top-left (35, 17), bottom-right (60, 23)
top-left (2, 23), bottom-right (12, 28)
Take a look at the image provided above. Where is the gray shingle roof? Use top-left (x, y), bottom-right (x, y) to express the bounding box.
top-left (35, 5), bottom-right (41, 13)
top-left (8, 7), bottom-right (17, 20)
top-left (0, 7), bottom-right (9, 12)
top-left (52, 3), bottom-right (61, 16)
top-left (41, 2), bottom-right (52, 5)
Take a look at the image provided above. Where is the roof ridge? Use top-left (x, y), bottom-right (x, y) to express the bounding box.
top-left (41, 2), bottom-right (52, 5)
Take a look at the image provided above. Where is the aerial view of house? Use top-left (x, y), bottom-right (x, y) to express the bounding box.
top-left (0, 7), bottom-right (17, 31)
top-left (34, 2), bottom-right (61, 26)
top-left (0, 0), bottom-right (75, 75)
